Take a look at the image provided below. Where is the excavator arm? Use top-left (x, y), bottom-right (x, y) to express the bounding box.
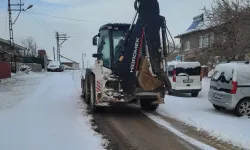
top-left (114, 0), bottom-right (173, 100)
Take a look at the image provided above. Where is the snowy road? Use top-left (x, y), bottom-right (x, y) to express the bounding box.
top-left (0, 71), bottom-right (106, 150)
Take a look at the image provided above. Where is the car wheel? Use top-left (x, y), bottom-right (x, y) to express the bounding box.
top-left (168, 90), bottom-right (173, 95)
top-left (191, 92), bottom-right (199, 97)
top-left (235, 99), bottom-right (250, 117)
top-left (213, 104), bottom-right (221, 110)
top-left (140, 99), bottom-right (159, 111)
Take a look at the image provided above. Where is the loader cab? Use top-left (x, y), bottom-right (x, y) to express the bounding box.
top-left (92, 23), bottom-right (132, 70)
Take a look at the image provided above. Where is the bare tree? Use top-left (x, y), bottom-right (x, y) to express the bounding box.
top-left (203, 0), bottom-right (250, 61)
top-left (20, 37), bottom-right (38, 57)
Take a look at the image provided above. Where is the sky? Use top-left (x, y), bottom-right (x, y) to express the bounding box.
top-left (0, 0), bottom-right (213, 67)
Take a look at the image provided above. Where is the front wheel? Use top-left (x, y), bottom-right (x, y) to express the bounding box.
top-left (140, 99), bottom-right (159, 111)
top-left (213, 104), bottom-right (221, 110)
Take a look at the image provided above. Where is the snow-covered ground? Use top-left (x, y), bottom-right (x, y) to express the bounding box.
top-left (0, 71), bottom-right (107, 150)
top-left (157, 78), bottom-right (250, 149)
top-left (0, 72), bottom-right (46, 110)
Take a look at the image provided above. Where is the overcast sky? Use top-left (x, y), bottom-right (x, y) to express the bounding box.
top-left (0, 0), bottom-right (213, 67)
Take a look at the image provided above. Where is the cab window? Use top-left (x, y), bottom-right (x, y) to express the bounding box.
top-left (98, 30), bottom-right (111, 69)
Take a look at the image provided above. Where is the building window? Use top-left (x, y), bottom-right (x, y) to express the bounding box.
top-left (210, 32), bottom-right (214, 45)
top-left (199, 32), bottom-right (214, 48)
top-left (184, 41), bottom-right (190, 51)
top-left (203, 34), bottom-right (209, 47)
top-left (199, 35), bottom-right (203, 48)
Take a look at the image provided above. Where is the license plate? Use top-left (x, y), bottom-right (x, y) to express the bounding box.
top-left (214, 93), bottom-right (223, 99)
top-left (183, 79), bottom-right (193, 83)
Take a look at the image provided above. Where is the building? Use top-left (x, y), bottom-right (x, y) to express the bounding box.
top-left (0, 38), bottom-right (28, 61)
top-left (62, 62), bottom-right (80, 70)
top-left (174, 14), bottom-right (222, 65)
top-left (175, 13), bottom-right (250, 66)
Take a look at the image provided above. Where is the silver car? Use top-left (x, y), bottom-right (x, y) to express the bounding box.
top-left (208, 61), bottom-right (250, 117)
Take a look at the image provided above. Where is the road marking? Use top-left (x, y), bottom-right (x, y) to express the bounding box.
top-left (143, 112), bottom-right (217, 150)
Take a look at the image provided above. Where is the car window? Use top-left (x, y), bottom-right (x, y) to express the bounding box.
top-left (176, 66), bottom-right (201, 76)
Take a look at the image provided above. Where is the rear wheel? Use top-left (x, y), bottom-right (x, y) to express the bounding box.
top-left (191, 92), bottom-right (199, 97)
top-left (235, 99), bottom-right (250, 117)
top-left (89, 75), bottom-right (96, 114)
top-left (140, 99), bottom-right (159, 111)
top-left (213, 104), bottom-right (221, 110)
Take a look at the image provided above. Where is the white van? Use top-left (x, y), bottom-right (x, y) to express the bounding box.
top-left (166, 61), bottom-right (202, 97)
top-left (208, 61), bottom-right (250, 117)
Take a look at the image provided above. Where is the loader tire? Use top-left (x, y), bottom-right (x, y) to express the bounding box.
top-left (89, 74), bottom-right (105, 114)
top-left (140, 99), bottom-right (159, 112)
top-left (84, 69), bottom-right (92, 104)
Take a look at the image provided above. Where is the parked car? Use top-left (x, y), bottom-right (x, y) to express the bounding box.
top-left (47, 61), bottom-right (64, 72)
top-left (166, 61), bottom-right (202, 97)
top-left (208, 61), bottom-right (250, 117)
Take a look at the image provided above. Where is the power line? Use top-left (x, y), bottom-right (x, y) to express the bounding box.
top-left (23, 13), bottom-right (91, 36)
top-left (25, 11), bottom-right (109, 24)
top-left (30, 12), bottom-right (57, 32)
top-left (25, 12), bottom-right (55, 33)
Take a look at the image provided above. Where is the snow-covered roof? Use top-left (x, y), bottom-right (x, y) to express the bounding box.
top-left (216, 62), bottom-right (250, 72)
top-left (167, 61), bottom-right (201, 69)
top-left (0, 38), bottom-right (27, 51)
top-left (201, 65), bottom-right (208, 67)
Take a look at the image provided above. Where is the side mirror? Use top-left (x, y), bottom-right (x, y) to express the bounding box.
top-left (92, 53), bottom-right (103, 58)
top-left (92, 33), bottom-right (100, 46)
top-left (93, 37), bottom-right (97, 46)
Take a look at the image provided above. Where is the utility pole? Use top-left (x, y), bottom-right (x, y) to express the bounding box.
top-left (55, 32), bottom-right (70, 61)
top-left (8, 0), bottom-right (33, 73)
top-left (82, 53), bottom-right (86, 70)
top-left (53, 47), bottom-right (55, 61)
top-left (87, 60), bottom-right (90, 68)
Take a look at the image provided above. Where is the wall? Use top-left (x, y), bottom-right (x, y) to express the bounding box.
top-left (14, 62), bottom-right (42, 72)
top-left (0, 61), bottom-right (11, 79)
top-left (72, 63), bottom-right (79, 70)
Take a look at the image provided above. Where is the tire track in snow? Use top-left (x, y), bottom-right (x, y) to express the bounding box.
top-left (144, 112), bottom-right (217, 150)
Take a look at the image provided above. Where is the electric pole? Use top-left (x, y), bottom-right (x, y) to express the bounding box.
top-left (8, 0), bottom-right (33, 73)
top-left (87, 60), bottom-right (90, 68)
top-left (53, 47), bottom-right (55, 61)
top-left (55, 32), bottom-right (70, 61)
top-left (82, 53), bottom-right (86, 70)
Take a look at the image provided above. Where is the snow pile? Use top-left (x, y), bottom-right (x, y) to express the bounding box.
top-left (207, 69), bottom-right (214, 78)
top-left (158, 78), bottom-right (250, 149)
top-left (19, 64), bottom-right (32, 74)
